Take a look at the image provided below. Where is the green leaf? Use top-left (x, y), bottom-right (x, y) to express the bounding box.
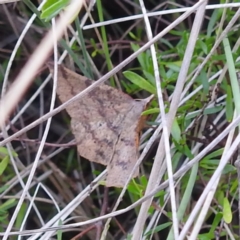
top-left (198, 40), bottom-right (208, 55)
top-left (42, 0), bottom-right (59, 11)
top-left (123, 71), bottom-right (156, 94)
top-left (129, 32), bottom-right (138, 41)
top-left (202, 149), bottom-right (223, 160)
top-left (127, 234), bottom-right (132, 240)
top-left (0, 147), bottom-right (17, 158)
top-left (146, 120), bottom-right (161, 126)
top-left (144, 222), bottom-right (172, 236)
top-left (209, 212), bottom-right (222, 234)
top-left (226, 84), bottom-right (233, 121)
top-left (142, 108), bottom-right (159, 115)
top-left (0, 213), bottom-right (8, 222)
top-left (0, 185), bottom-right (9, 194)
top-left (0, 156), bottom-right (9, 175)
top-left (57, 220), bottom-right (63, 240)
top-left (127, 180), bottom-right (144, 196)
top-left (203, 105), bottom-right (223, 115)
top-left (199, 71), bottom-right (209, 93)
top-left (139, 175), bottom-right (148, 186)
top-left (41, 0), bottom-right (70, 21)
top-left (223, 197), bottom-right (232, 223)
top-left (143, 71), bottom-right (155, 85)
top-left (0, 199), bottom-right (16, 211)
top-left (207, 9), bottom-right (219, 37)
top-left (230, 178), bottom-right (238, 194)
top-left (198, 233), bottom-right (215, 240)
top-left (164, 62), bottom-right (181, 72)
top-left (216, 190), bottom-right (224, 206)
top-left (130, 43), bottom-right (144, 69)
top-left (171, 118), bottom-right (181, 142)
top-left (15, 203), bottom-right (27, 229)
top-left (159, 38), bottom-right (174, 48)
top-left (172, 151), bottom-right (182, 171)
top-left (222, 164), bottom-right (235, 174)
top-left (183, 144), bottom-right (194, 159)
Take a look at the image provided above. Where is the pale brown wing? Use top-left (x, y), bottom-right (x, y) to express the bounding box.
top-left (49, 64), bottom-right (153, 187)
top-left (54, 66), bottom-right (136, 166)
top-left (106, 97), bottom-right (151, 187)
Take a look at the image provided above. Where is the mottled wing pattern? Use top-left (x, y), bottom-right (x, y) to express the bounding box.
top-left (106, 99), bottom-right (150, 187)
top-left (49, 65), bottom-right (152, 187)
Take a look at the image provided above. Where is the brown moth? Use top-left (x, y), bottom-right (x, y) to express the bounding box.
top-left (48, 64), bottom-right (153, 187)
